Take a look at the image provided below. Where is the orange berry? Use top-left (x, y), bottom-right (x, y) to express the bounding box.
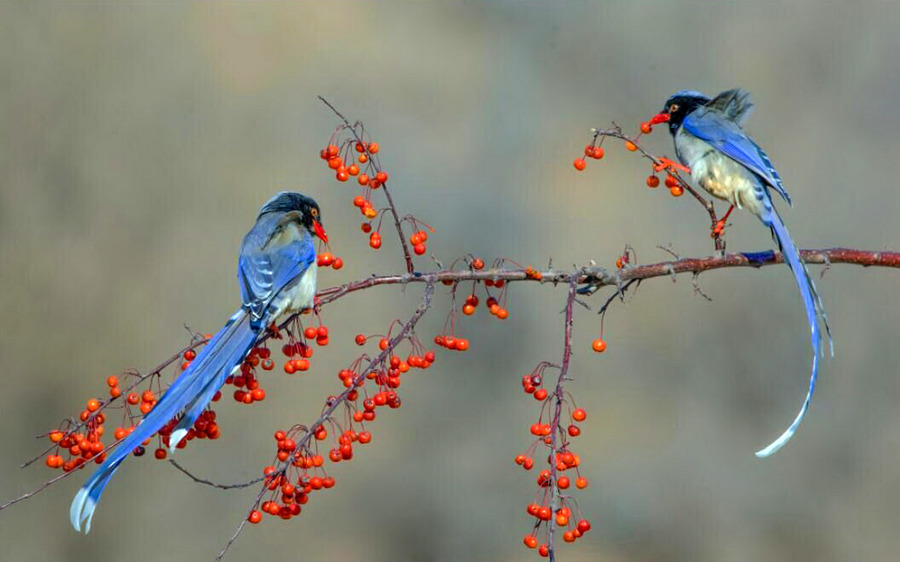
top-left (154, 448), bottom-right (167, 460)
top-left (646, 175), bottom-right (660, 188)
top-left (576, 477), bottom-right (588, 489)
top-left (625, 141), bottom-right (638, 151)
top-left (462, 304), bottom-right (475, 316)
top-left (86, 399), bottom-right (100, 412)
top-left (670, 185), bottom-right (684, 197)
top-left (358, 173), bottom-right (369, 186)
top-left (368, 142), bottom-right (379, 154)
top-left (640, 122), bottom-right (653, 134)
top-left (572, 408), bottom-right (587, 422)
top-left (591, 146), bottom-right (605, 159)
top-left (106, 375), bottom-right (119, 387)
top-left (109, 386), bottom-right (121, 398)
top-left (524, 535), bottom-right (538, 549)
top-left (573, 158), bottom-right (587, 171)
top-left (248, 510), bottom-right (262, 524)
top-left (358, 153), bottom-right (368, 163)
top-left (591, 338), bottom-right (606, 353)
top-left (664, 174), bottom-right (679, 188)
top-left (375, 171), bottom-right (388, 183)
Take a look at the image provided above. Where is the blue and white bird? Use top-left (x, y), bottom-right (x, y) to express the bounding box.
top-left (70, 191), bottom-right (327, 533)
top-left (657, 88), bottom-right (832, 457)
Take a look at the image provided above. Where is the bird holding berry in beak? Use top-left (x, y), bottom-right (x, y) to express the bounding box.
top-left (652, 88), bottom-right (832, 457)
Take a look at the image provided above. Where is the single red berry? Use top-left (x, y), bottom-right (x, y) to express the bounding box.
top-left (573, 158), bottom-right (587, 171)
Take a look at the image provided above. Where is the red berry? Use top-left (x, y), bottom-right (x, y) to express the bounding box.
top-left (573, 158), bottom-right (587, 171)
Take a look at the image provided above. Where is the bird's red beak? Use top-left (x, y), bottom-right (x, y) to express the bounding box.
top-left (313, 220), bottom-right (328, 244)
top-left (649, 112), bottom-right (670, 125)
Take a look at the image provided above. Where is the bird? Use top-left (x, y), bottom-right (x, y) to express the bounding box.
top-left (654, 88), bottom-right (832, 457)
top-left (70, 191), bottom-right (327, 533)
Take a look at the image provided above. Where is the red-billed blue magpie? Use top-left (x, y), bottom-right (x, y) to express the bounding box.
top-left (656, 89), bottom-right (833, 457)
top-left (70, 192), bottom-right (327, 532)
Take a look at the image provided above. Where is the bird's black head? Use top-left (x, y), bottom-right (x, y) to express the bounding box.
top-left (660, 90), bottom-right (711, 135)
top-left (258, 191), bottom-right (327, 242)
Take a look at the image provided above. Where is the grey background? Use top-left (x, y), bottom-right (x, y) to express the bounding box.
top-left (1, 2), bottom-right (899, 561)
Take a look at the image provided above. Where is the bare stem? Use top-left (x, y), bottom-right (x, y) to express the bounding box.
top-left (548, 278), bottom-right (578, 562)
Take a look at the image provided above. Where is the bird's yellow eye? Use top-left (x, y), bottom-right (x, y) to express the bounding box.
top-left (310, 208), bottom-right (319, 218)
top-left (669, 103), bottom-right (679, 114)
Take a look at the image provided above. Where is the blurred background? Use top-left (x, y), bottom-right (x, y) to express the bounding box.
top-left (2, 2), bottom-right (899, 561)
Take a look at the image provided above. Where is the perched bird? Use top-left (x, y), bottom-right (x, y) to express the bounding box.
top-left (655, 89), bottom-right (832, 457)
top-left (70, 192), bottom-right (327, 533)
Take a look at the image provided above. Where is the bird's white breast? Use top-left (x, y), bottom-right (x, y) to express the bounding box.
top-left (271, 262), bottom-right (318, 319)
top-left (674, 128), bottom-right (767, 217)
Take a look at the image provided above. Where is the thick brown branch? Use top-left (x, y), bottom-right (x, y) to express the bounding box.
top-left (307, 248), bottom-right (900, 308)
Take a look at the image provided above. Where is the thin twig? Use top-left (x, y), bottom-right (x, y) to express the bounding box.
top-left (168, 459), bottom-right (265, 490)
top-left (215, 280), bottom-right (436, 561)
top-left (548, 277), bottom-right (578, 562)
top-left (318, 95), bottom-right (415, 273)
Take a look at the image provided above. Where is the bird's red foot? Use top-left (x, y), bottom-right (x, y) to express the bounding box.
top-left (710, 205), bottom-right (735, 238)
top-left (654, 157), bottom-right (691, 175)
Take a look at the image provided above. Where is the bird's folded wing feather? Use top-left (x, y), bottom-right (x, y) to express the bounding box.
top-left (683, 108), bottom-right (792, 204)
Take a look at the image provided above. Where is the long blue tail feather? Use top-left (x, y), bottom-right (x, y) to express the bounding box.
top-left (70, 309), bottom-right (258, 532)
top-left (754, 209), bottom-right (831, 457)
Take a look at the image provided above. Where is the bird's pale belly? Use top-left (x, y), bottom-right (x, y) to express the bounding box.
top-left (676, 132), bottom-right (766, 216)
top-left (271, 263), bottom-right (318, 319)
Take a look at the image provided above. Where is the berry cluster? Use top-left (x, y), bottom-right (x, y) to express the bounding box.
top-left (316, 251), bottom-right (343, 270)
top-left (321, 126), bottom-right (434, 258)
top-left (250, 428), bottom-right (337, 522)
top-left (574, 119), bottom-right (689, 198)
top-left (247, 327), bottom-right (436, 524)
top-left (516, 363), bottom-right (592, 557)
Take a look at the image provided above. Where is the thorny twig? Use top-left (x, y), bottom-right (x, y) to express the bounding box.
top-left (547, 277), bottom-right (578, 562)
top-left (215, 281), bottom-right (436, 561)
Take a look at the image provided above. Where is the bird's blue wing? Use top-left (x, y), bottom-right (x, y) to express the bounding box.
top-left (683, 108), bottom-right (792, 205)
top-left (238, 218), bottom-right (316, 327)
